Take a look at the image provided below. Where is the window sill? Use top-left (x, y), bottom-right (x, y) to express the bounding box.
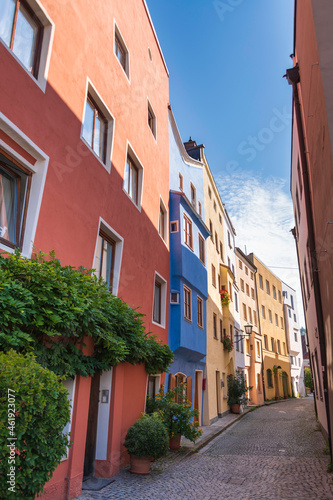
top-left (80, 136), bottom-right (111, 173)
top-left (152, 320), bottom-right (165, 329)
top-left (184, 317), bottom-right (192, 324)
top-left (122, 187), bottom-right (142, 212)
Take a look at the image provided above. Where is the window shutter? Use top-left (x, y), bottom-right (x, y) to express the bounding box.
top-left (169, 373), bottom-right (176, 392)
top-left (186, 376), bottom-right (193, 404)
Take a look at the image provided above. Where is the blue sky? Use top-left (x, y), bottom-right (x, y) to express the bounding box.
top-left (146, 0), bottom-right (304, 324)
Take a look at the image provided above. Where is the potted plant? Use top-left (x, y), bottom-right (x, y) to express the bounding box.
top-left (221, 334), bottom-right (233, 353)
top-left (227, 372), bottom-right (249, 413)
top-left (220, 288), bottom-right (230, 306)
top-left (146, 384), bottom-right (203, 450)
top-left (123, 413), bottom-right (169, 474)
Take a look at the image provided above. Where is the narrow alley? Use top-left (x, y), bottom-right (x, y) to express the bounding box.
top-left (78, 398), bottom-right (333, 500)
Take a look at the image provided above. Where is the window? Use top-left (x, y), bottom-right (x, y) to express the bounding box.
top-left (147, 375), bottom-right (160, 399)
top-left (0, 0), bottom-right (53, 90)
top-left (228, 257), bottom-right (231, 269)
top-left (266, 280), bottom-right (270, 295)
top-left (275, 313), bottom-right (278, 326)
top-left (290, 356), bottom-right (294, 365)
top-left (272, 285), bottom-right (276, 299)
top-left (239, 260), bottom-right (243, 269)
top-left (219, 213), bottom-right (222, 224)
top-left (243, 303), bottom-right (247, 320)
top-left (209, 220), bottom-right (213, 240)
top-left (234, 292), bottom-right (238, 312)
top-left (124, 155), bottom-right (139, 205)
top-left (198, 234), bottom-right (205, 264)
top-left (232, 264), bottom-right (235, 276)
top-left (261, 305), bottom-right (265, 319)
top-left (290, 295), bottom-right (294, 309)
top-left (213, 313), bottom-right (217, 339)
top-left (82, 95), bottom-right (108, 163)
top-left (0, 152), bottom-right (31, 249)
top-left (297, 158), bottom-right (303, 197)
top-left (153, 281), bottom-right (161, 324)
top-left (184, 286), bottom-right (192, 321)
top-left (251, 288), bottom-right (255, 300)
top-left (198, 201), bottom-right (202, 217)
top-left (248, 307), bottom-right (252, 324)
top-left (253, 310), bottom-right (257, 326)
top-left (304, 257), bottom-right (310, 299)
top-left (294, 314), bottom-right (297, 322)
top-left (228, 281), bottom-right (232, 301)
top-left (184, 214), bottom-right (193, 249)
top-left (81, 82), bottom-right (114, 172)
top-left (296, 187), bottom-right (301, 223)
top-left (170, 220), bottom-right (179, 233)
top-left (264, 335), bottom-right (268, 349)
top-left (271, 338), bottom-right (275, 352)
top-left (159, 199), bottom-right (167, 242)
top-left (294, 331), bottom-right (298, 342)
top-left (266, 369), bottom-right (273, 388)
top-left (170, 292), bottom-right (179, 304)
top-left (245, 266), bottom-right (248, 275)
top-left (220, 242), bottom-right (224, 261)
top-left (259, 274), bottom-right (263, 289)
top-left (250, 272), bottom-right (254, 280)
top-left (197, 297), bottom-right (203, 328)
top-left (283, 342), bottom-right (286, 355)
top-left (212, 264), bottom-right (216, 287)
top-left (190, 183), bottom-right (196, 209)
top-left (152, 273), bottom-right (167, 326)
top-left (208, 187), bottom-right (212, 199)
top-left (61, 378), bottom-right (76, 460)
top-left (228, 230), bottom-right (232, 248)
top-left (94, 231), bottom-right (115, 291)
top-left (114, 25), bottom-right (129, 78)
top-left (179, 172), bottom-right (183, 190)
top-left (268, 309), bottom-right (272, 323)
top-left (246, 283), bottom-right (249, 296)
top-left (288, 309), bottom-right (291, 318)
top-left (256, 341), bottom-right (260, 358)
top-left (278, 290), bottom-right (282, 303)
top-left (240, 279), bottom-right (245, 292)
top-left (147, 101), bottom-right (156, 139)
top-left (215, 232), bottom-right (219, 252)
top-left (246, 338), bottom-right (250, 354)
top-left (277, 340), bottom-right (281, 354)
top-left (220, 319), bottom-right (223, 342)
top-left (280, 317), bottom-right (284, 329)
top-left (213, 200), bottom-right (217, 212)
top-left (257, 373), bottom-right (261, 392)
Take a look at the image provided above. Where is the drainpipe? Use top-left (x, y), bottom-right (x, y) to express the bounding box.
top-left (286, 66), bottom-right (332, 458)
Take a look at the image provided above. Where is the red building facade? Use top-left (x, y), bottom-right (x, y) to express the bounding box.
top-left (0, 1), bottom-right (170, 498)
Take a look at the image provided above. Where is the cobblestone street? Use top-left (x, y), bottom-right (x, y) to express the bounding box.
top-left (78, 398), bottom-right (333, 500)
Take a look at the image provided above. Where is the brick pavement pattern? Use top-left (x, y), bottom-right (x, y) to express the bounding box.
top-left (77, 398), bottom-right (333, 500)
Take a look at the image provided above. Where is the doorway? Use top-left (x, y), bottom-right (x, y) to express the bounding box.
top-left (84, 372), bottom-right (100, 477)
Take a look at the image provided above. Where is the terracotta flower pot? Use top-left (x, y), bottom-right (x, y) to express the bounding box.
top-left (230, 404), bottom-right (240, 414)
top-left (169, 434), bottom-right (181, 450)
top-left (129, 455), bottom-right (152, 474)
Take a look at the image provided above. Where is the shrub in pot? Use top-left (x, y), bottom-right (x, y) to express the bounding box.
top-left (227, 372), bottom-right (250, 413)
top-left (146, 384), bottom-right (203, 448)
top-left (124, 413), bottom-right (168, 474)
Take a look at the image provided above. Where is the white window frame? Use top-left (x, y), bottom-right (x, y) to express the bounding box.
top-left (123, 141), bottom-right (144, 211)
top-left (159, 196), bottom-right (168, 246)
top-left (61, 377), bottom-right (76, 461)
top-left (80, 79), bottom-right (115, 173)
top-left (113, 20), bottom-right (130, 81)
top-left (0, 113), bottom-right (48, 257)
top-left (0, 0), bottom-right (54, 92)
top-left (152, 272), bottom-right (167, 328)
top-left (92, 218), bottom-right (124, 297)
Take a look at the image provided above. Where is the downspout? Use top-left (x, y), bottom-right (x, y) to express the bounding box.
top-left (286, 67), bottom-right (332, 458)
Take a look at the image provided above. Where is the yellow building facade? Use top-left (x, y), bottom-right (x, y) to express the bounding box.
top-left (248, 254), bottom-right (292, 399)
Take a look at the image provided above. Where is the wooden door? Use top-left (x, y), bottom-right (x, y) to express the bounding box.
top-left (84, 372), bottom-right (100, 477)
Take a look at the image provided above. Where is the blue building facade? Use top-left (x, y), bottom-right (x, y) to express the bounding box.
top-left (168, 108), bottom-right (209, 424)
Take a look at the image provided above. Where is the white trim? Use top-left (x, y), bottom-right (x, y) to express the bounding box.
top-left (61, 376), bottom-right (76, 461)
top-left (0, 0), bottom-right (54, 93)
top-left (0, 113), bottom-right (49, 257)
top-left (159, 195), bottom-right (168, 247)
top-left (152, 271), bottom-right (167, 328)
top-left (147, 98), bottom-right (157, 141)
top-left (113, 20), bottom-right (130, 82)
top-left (95, 369), bottom-right (113, 461)
top-left (80, 78), bottom-right (115, 174)
top-left (123, 141), bottom-right (144, 211)
top-left (92, 217), bottom-right (124, 297)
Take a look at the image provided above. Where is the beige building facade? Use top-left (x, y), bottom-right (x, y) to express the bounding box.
top-left (235, 248), bottom-right (264, 406)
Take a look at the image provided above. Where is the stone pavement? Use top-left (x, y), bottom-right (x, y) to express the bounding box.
top-left (77, 398), bottom-right (333, 500)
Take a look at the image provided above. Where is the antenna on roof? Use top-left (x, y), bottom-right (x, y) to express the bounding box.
top-left (245, 245), bottom-right (247, 255)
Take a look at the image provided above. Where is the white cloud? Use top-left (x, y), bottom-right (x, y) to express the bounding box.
top-left (216, 170), bottom-right (305, 327)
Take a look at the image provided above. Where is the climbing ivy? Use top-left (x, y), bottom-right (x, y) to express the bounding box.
top-left (0, 250), bottom-right (173, 377)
